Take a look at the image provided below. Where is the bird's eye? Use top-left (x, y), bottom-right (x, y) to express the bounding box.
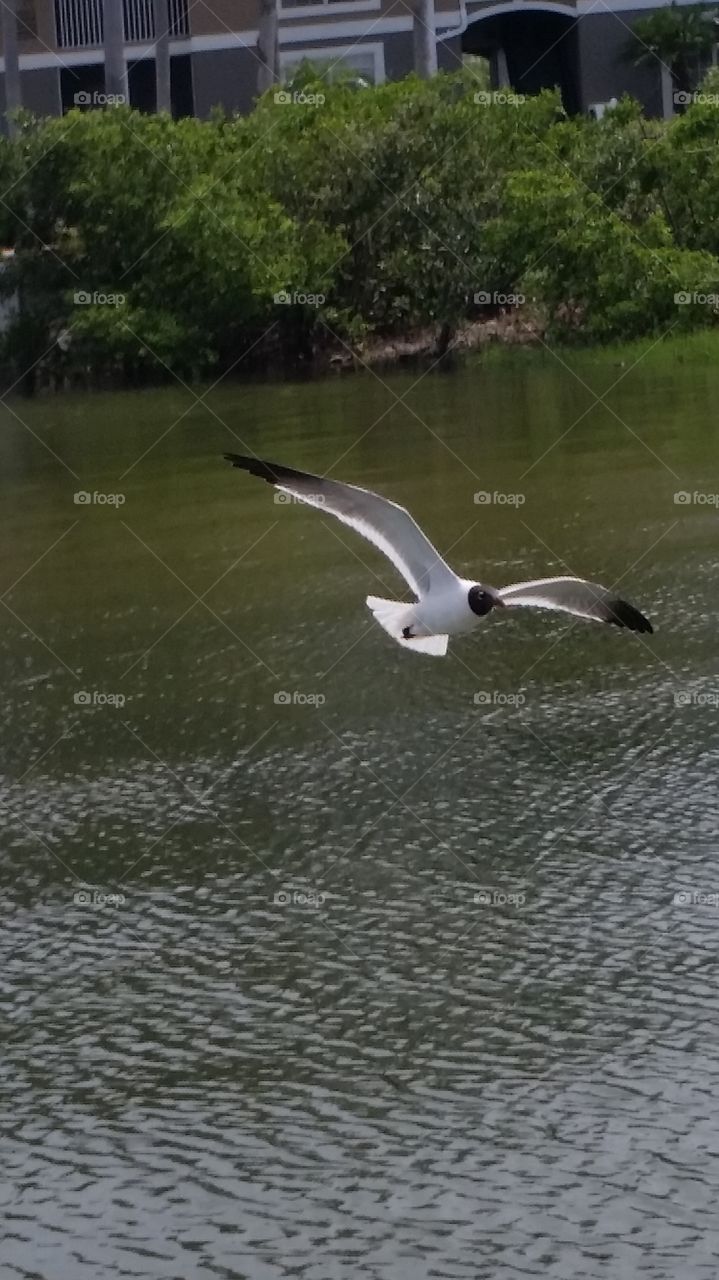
top-left (468, 586), bottom-right (494, 617)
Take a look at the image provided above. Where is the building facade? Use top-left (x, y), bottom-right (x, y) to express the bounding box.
top-left (0, 0), bottom-right (698, 125)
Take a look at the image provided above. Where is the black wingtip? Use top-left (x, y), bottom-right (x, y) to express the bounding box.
top-left (223, 454), bottom-right (288, 485)
top-left (606, 598), bottom-right (654, 634)
top-left (223, 452), bottom-right (265, 474)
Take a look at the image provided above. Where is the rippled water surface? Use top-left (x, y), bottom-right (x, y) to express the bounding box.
top-left (2, 350), bottom-right (718, 1279)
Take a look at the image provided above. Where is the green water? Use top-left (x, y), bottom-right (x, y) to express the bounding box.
top-left (2, 348), bottom-right (719, 1279)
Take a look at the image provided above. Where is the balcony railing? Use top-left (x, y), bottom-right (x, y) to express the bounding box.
top-left (54, 0), bottom-right (190, 48)
top-left (280, 0), bottom-right (372, 7)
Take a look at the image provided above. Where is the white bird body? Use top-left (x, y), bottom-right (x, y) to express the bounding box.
top-left (419, 578), bottom-right (481, 635)
top-left (225, 455), bottom-right (653, 657)
top-left (366, 578), bottom-right (483, 657)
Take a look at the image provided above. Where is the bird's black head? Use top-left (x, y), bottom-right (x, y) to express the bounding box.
top-left (468, 585), bottom-right (505, 617)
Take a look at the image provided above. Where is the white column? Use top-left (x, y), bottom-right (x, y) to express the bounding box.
top-left (256, 0), bottom-right (279, 96)
top-left (153, 0), bottom-right (171, 113)
top-left (103, 0), bottom-right (129, 103)
top-left (412, 0), bottom-right (438, 79)
top-left (2, 0), bottom-right (21, 137)
top-left (660, 64), bottom-right (674, 119)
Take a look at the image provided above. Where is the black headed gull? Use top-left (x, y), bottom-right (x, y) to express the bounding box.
top-left (224, 454), bottom-right (653, 657)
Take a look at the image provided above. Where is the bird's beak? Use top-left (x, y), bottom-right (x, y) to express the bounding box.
top-left (493, 594), bottom-right (506, 609)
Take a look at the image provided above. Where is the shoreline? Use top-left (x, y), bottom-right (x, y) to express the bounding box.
top-left (7, 320), bottom-right (719, 399)
top-left (322, 311), bottom-right (543, 375)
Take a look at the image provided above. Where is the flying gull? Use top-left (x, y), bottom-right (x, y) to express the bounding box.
top-left (224, 454), bottom-right (653, 657)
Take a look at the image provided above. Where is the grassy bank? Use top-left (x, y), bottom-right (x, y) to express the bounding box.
top-left (475, 327), bottom-right (719, 370)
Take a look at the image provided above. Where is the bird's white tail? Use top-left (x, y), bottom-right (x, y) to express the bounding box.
top-left (366, 596), bottom-right (449, 657)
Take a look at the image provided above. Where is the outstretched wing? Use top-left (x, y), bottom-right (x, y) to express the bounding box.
top-left (224, 454), bottom-right (456, 598)
top-left (498, 575), bottom-right (653, 633)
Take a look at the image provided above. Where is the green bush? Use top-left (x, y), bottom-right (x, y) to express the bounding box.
top-left (0, 71), bottom-right (718, 389)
